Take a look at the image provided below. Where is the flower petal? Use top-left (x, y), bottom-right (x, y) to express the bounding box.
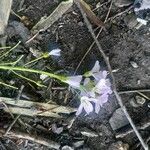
top-left (83, 78), bottom-right (90, 86)
top-left (95, 102), bottom-right (100, 114)
top-left (83, 101), bottom-right (93, 114)
top-left (80, 96), bottom-right (94, 115)
top-left (99, 94), bottom-right (109, 106)
top-left (65, 75), bottom-right (82, 88)
top-left (49, 48), bottom-right (61, 56)
top-left (76, 104), bottom-right (83, 116)
top-left (91, 60), bottom-right (100, 73)
top-left (102, 71), bottom-right (108, 79)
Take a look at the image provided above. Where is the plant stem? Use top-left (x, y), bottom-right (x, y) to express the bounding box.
top-left (0, 41), bottom-right (21, 59)
top-left (0, 81), bottom-right (18, 89)
top-left (75, 1), bottom-right (149, 149)
top-left (0, 65), bottom-right (66, 82)
top-left (24, 56), bottom-right (44, 66)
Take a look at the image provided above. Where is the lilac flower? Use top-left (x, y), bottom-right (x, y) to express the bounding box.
top-left (80, 78), bottom-right (95, 97)
top-left (76, 96), bottom-right (95, 116)
top-left (49, 48), bottom-right (61, 56)
top-left (94, 78), bottom-right (112, 95)
top-left (91, 61), bottom-right (106, 80)
top-left (65, 75), bottom-right (82, 88)
top-left (95, 93), bottom-right (109, 114)
top-left (84, 61), bottom-right (108, 82)
top-left (75, 61), bottom-right (112, 115)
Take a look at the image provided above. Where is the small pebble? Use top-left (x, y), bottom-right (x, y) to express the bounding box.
top-left (109, 108), bottom-right (129, 130)
top-left (81, 129), bottom-right (98, 137)
top-left (135, 95), bottom-right (146, 105)
top-left (108, 141), bottom-right (129, 150)
top-left (78, 21), bottom-right (84, 27)
top-left (137, 80), bottom-right (141, 85)
top-left (73, 141), bottom-right (84, 148)
top-left (124, 13), bottom-right (140, 29)
top-left (130, 98), bottom-right (139, 108)
top-left (114, 0), bottom-right (132, 7)
top-left (130, 61), bottom-right (139, 68)
top-left (62, 145), bottom-right (74, 150)
top-left (148, 103), bottom-right (150, 108)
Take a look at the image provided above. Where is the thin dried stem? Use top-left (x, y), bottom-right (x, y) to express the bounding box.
top-left (75, 1), bottom-right (149, 150)
top-left (4, 115), bottom-right (21, 136)
top-left (119, 89), bottom-right (150, 94)
top-left (74, 4), bottom-right (132, 73)
top-left (0, 128), bottom-right (60, 149)
top-left (74, 0), bottom-right (113, 74)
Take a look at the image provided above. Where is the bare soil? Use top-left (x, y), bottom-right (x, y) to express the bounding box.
top-left (0, 0), bottom-right (150, 150)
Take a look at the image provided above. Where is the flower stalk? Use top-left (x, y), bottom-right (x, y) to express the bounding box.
top-left (0, 65), bottom-right (66, 82)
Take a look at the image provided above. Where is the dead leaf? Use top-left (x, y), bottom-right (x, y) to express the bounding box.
top-left (0, 97), bottom-right (76, 118)
top-left (75, 0), bottom-right (105, 27)
top-left (0, 0), bottom-right (12, 35)
top-left (32, 0), bottom-right (73, 33)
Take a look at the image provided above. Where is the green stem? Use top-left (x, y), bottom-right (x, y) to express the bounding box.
top-left (24, 55), bottom-right (44, 66)
top-left (12, 71), bottom-right (46, 87)
top-left (0, 55), bottom-right (24, 66)
top-left (0, 41), bottom-right (21, 59)
top-left (0, 81), bottom-right (18, 89)
top-left (0, 65), bottom-right (66, 82)
top-left (0, 46), bottom-right (11, 50)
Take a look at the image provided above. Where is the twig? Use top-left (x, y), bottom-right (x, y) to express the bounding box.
top-left (16, 85), bottom-right (25, 100)
top-left (25, 30), bottom-right (42, 44)
top-left (75, 1), bottom-right (149, 150)
top-left (0, 41), bottom-right (21, 59)
top-left (119, 89), bottom-right (150, 94)
top-left (107, 5), bottom-right (133, 21)
top-left (0, 81), bottom-right (18, 89)
top-left (119, 90), bottom-right (150, 100)
top-left (74, 0), bottom-right (113, 74)
top-left (4, 86), bottom-right (24, 135)
top-left (4, 115), bottom-right (21, 136)
top-left (0, 129), bottom-right (60, 149)
top-left (92, 0), bottom-right (111, 12)
top-left (0, 141), bottom-right (7, 150)
top-left (116, 120), bottom-right (150, 138)
top-left (74, 4), bottom-right (132, 73)
top-left (137, 92), bottom-right (150, 101)
top-left (11, 9), bottom-right (22, 20)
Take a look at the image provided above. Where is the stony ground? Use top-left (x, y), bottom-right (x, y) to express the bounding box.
top-left (0, 0), bottom-right (150, 150)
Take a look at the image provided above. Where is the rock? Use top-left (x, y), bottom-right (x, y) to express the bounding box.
top-left (62, 146), bottom-right (74, 150)
top-left (130, 98), bottom-right (140, 108)
top-left (130, 61), bottom-right (139, 68)
top-left (109, 108), bottom-right (129, 130)
top-left (78, 21), bottom-right (84, 26)
top-left (51, 123), bottom-right (63, 134)
top-left (7, 21), bottom-right (31, 43)
top-left (81, 128), bottom-right (99, 137)
top-left (135, 95), bottom-right (146, 105)
top-left (124, 13), bottom-right (139, 29)
top-left (130, 96), bottom-right (146, 107)
top-left (114, 0), bottom-right (132, 7)
top-left (134, 0), bottom-right (150, 25)
top-left (108, 141), bottom-right (129, 150)
top-left (73, 141), bottom-right (84, 148)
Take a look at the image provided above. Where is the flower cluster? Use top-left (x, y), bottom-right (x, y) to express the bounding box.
top-left (65, 61), bottom-right (112, 115)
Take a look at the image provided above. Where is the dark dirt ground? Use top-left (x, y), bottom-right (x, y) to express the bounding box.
top-left (0, 0), bottom-right (150, 150)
